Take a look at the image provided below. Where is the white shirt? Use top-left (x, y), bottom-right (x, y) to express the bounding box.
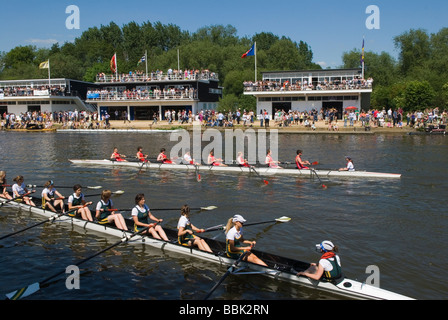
top-left (41, 187), bottom-right (55, 198)
top-left (319, 255), bottom-right (341, 272)
top-left (68, 193), bottom-right (84, 204)
top-left (347, 161), bottom-right (355, 171)
top-left (96, 199), bottom-right (113, 211)
top-left (12, 183), bottom-right (26, 197)
top-left (177, 215), bottom-right (190, 230)
top-left (226, 226), bottom-right (242, 242)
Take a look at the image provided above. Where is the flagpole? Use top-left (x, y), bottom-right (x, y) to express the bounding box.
top-left (362, 37), bottom-right (365, 80)
top-left (145, 50), bottom-right (148, 79)
top-left (254, 42), bottom-right (257, 83)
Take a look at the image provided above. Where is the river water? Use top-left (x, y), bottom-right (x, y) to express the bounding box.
top-left (0, 130), bottom-right (447, 302)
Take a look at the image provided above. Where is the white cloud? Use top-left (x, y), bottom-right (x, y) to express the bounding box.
top-left (26, 38), bottom-right (59, 46)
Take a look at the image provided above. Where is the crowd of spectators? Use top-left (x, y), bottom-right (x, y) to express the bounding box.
top-left (87, 86), bottom-right (197, 101)
top-left (96, 69), bottom-right (218, 83)
top-left (0, 85), bottom-right (67, 97)
top-left (1, 107), bottom-right (446, 131)
top-left (244, 77), bottom-right (373, 92)
top-left (0, 110), bottom-right (107, 130)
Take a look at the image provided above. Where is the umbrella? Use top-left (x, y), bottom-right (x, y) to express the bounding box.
top-left (346, 106), bottom-right (358, 110)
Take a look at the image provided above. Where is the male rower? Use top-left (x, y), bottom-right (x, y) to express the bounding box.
top-left (157, 148), bottom-right (173, 164)
top-left (136, 146), bottom-right (149, 162)
top-left (265, 149), bottom-right (282, 169)
top-left (111, 147), bottom-right (126, 162)
top-left (295, 150), bottom-right (311, 170)
top-left (236, 152), bottom-right (250, 167)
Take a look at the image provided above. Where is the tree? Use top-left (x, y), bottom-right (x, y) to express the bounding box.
top-left (403, 80), bottom-right (435, 112)
top-left (394, 29), bottom-right (431, 76)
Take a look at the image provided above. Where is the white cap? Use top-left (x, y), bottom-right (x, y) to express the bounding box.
top-left (316, 240), bottom-right (334, 252)
top-left (232, 215), bottom-right (246, 224)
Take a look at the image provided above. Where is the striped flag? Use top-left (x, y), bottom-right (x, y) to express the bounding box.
top-left (138, 55), bottom-right (146, 65)
top-left (361, 39), bottom-right (365, 65)
top-left (39, 60), bottom-right (49, 69)
top-left (241, 44), bottom-right (255, 58)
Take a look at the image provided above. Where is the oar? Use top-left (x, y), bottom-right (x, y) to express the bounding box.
top-left (311, 169), bottom-right (327, 189)
top-left (5, 226), bottom-right (151, 300)
top-left (250, 166), bottom-right (269, 185)
top-left (84, 190), bottom-right (125, 197)
top-left (0, 207), bottom-right (79, 241)
top-left (0, 191), bottom-right (36, 208)
top-left (201, 216), bottom-right (291, 233)
top-left (27, 185), bottom-right (102, 190)
top-left (108, 206), bottom-right (218, 212)
top-left (194, 164), bottom-right (201, 182)
top-left (203, 250), bottom-right (250, 300)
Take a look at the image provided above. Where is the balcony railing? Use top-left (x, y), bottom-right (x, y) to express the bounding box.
top-left (243, 80), bottom-right (373, 93)
top-left (86, 89), bottom-right (198, 102)
top-left (96, 70), bottom-right (219, 83)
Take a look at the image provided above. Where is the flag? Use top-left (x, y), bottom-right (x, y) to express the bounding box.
top-left (110, 54), bottom-right (117, 73)
top-left (39, 60), bottom-right (49, 69)
top-left (361, 39), bottom-right (365, 65)
top-left (241, 44), bottom-right (255, 58)
top-left (137, 55), bottom-right (146, 65)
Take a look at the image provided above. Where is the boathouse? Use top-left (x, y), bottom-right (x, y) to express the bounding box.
top-left (243, 68), bottom-right (372, 118)
top-left (0, 78), bottom-right (96, 115)
top-left (85, 70), bottom-right (223, 120)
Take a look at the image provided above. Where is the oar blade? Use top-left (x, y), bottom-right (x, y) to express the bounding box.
top-left (86, 186), bottom-right (103, 190)
top-left (200, 206), bottom-right (218, 211)
top-left (275, 216), bottom-right (292, 223)
top-left (6, 282), bottom-right (40, 300)
top-left (113, 190), bottom-right (125, 195)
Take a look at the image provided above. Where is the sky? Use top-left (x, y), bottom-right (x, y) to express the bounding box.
top-left (1, 0), bottom-right (447, 69)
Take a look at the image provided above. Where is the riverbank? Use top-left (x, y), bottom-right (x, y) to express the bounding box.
top-left (101, 120), bottom-right (415, 134)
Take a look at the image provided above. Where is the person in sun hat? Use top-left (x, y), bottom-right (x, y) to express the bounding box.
top-left (339, 156), bottom-right (355, 172)
top-left (296, 240), bottom-right (344, 283)
top-left (224, 214), bottom-right (267, 266)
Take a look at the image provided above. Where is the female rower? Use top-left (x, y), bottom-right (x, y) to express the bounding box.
top-left (12, 175), bottom-right (35, 206)
top-left (237, 152), bottom-right (250, 167)
top-left (157, 148), bottom-right (173, 164)
top-left (67, 184), bottom-right (93, 221)
top-left (296, 240), bottom-right (343, 284)
top-left (207, 151), bottom-right (227, 167)
top-left (183, 149), bottom-right (199, 165)
top-left (0, 171), bottom-right (13, 200)
top-left (295, 150), bottom-right (311, 170)
top-left (95, 190), bottom-right (128, 230)
top-left (41, 180), bottom-right (65, 213)
top-left (131, 193), bottom-right (169, 241)
top-left (225, 215), bottom-right (267, 266)
top-left (339, 156), bottom-right (355, 172)
top-left (177, 205), bottom-right (212, 253)
top-left (265, 149), bottom-right (282, 169)
top-left (111, 147), bottom-right (127, 162)
top-left (136, 146), bottom-right (149, 162)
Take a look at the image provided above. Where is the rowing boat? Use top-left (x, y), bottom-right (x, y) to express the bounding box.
top-left (0, 197), bottom-right (413, 300)
top-left (69, 159), bottom-right (402, 179)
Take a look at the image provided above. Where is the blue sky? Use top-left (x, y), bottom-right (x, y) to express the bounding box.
top-left (1, 0), bottom-right (447, 68)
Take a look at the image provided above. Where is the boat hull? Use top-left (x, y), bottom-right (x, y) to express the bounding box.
top-left (69, 159), bottom-right (402, 179)
top-left (0, 197), bottom-right (413, 300)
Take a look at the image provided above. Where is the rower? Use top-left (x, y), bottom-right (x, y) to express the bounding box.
top-left (225, 215), bottom-right (267, 267)
top-left (157, 148), bottom-right (173, 164)
top-left (339, 156), bottom-right (355, 172)
top-left (208, 151), bottom-right (227, 167)
top-left (183, 149), bottom-right (199, 165)
top-left (236, 152), bottom-right (250, 167)
top-left (0, 171), bottom-right (13, 200)
top-left (295, 150), bottom-right (311, 170)
top-left (111, 147), bottom-right (127, 162)
top-left (265, 149), bottom-right (282, 169)
top-left (41, 180), bottom-right (65, 213)
top-left (95, 190), bottom-right (128, 230)
top-left (296, 240), bottom-right (343, 284)
top-left (67, 184), bottom-right (93, 221)
top-left (12, 175), bottom-right (35, 206)
top-left (177, 205), bottom-right (212, 252)
top-left (131, 193), bottom-right (169, 241)
top-left (136, 146), bottom-right (149, 162)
